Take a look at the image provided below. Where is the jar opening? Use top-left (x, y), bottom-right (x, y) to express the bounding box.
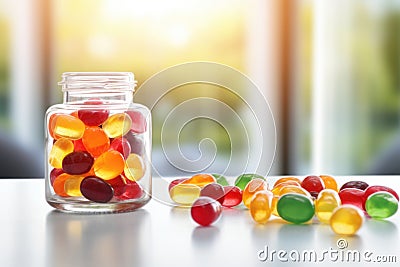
top-left (59, 72), bottom-right (137, 91)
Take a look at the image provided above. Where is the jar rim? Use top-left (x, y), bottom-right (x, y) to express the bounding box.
top-left (59, 72), bottom-right (137, 91)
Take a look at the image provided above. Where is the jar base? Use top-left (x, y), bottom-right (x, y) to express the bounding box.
top-left (47, 195), bottom-right (151, 214)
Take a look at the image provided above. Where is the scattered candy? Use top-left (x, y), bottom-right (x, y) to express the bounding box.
top-left (365, 192), bottom-right (398, 219)
top-left (277, 193), bottom-right (315, 224)
top-left (191, 196), bottom-right (222, 226)
top-left (212, 174), bottom-right (229, 186)
top-left (320, 175), bottom-right (338, 192)
top-left (200, 183), bottom-right (225, 205)
top-left (301, 175), bottom-right (325, 198)
top-left (182, 174), bottom-right (216, 188)
top-left (250, 190), bottom-right (273, 224)
top-left (222, 186), bottom-right (242, 208)
top-left (169, 183), bottom-right (201, 205)
top-left (315, 189), bottom-right (341, 223)
top-left (338, 188), bottom-right (364, 210)
top-left (330, 205), bottom-right (364, 235)
top-left (340, 180), bottom-right (369, 191)
top-left (235, 173), bottom-right (265, 191)
top-left (242, 178), bottom-right (269, 208)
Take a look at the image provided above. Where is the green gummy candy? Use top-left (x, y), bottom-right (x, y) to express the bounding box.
top-left (234, 173), bottom-right (265, 191)
top-left (212, 174), bottom-right (229, 186)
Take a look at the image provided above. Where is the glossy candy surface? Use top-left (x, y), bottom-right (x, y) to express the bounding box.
top-left (110, 138), bottom-right (131, 159)
top-left (168, 178), bottom-right (188, 191)
top-left (200, 183), bottom-right (225, 204)
top-left (127, 110), bottom-right (147, 134)
top-left (250, 190), bottom-right (273, 224)
top-left (320, 175), bottom-right (338, 191)
top-left (222, 186), bottom-right (242, 207)
top-left (118, 181), bottom-right (144, 200)
top-left (212, 174), bottom-right (229, 186)
top-left (52, 114), bottom-right (85, 140)
top-left (315, 189), bottom-right (341, 223)
top-left (277, 193), bottom-right (315, 224)
top-left (62, 151), bottom-right (94, 175)
top-left (82, 127), bottom-right (110, 157)
top-left (169, 183), bottom-right (201, 205)
top-left (49, 138), bottom-right (74, 168)
top-left (50, 168), bottom-right (64, 185)
top-left (191, 196), bottom-right (222, 226)
top-left (182, 174), bottom-right (216, 188)
top-left (301, 175), bottom-right (325, 198)
top-left (106, 175), bottom-right (127, 197)
top-left (124, 131), bottom-right (144, 155)
top-left (78, 108), bottom-right (109, 126)
top-left (80, 176), bottom-right (114, 203)
top-left (93, 150), bottom-right (125, 180)
top-left (338, 188), bottom-right (364, 210)
top-left (124, 153), bottom-right (145, 181)
top-left (365, 192), bottom-right (398, 219)
top-left (340, 180), bottom-right (369, 191)
top-left (273, 177), bottom-right (301, 188)
top-left (103, 113), bottom-right (132, 138)
top-left (64, 176), bottom-right (85, 197)
top-left (53, 173), bottom-right (70, 197)
top-left (364, 185), bottom-right (399, 202)
top-left (242, 178), bottom-right (269, 208)
top-left (235, 173), bottom-right (264, 191)
top-left (330, 205), bottom-right (364, 235)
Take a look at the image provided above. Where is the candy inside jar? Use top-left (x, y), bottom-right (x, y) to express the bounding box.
top-left (45, 72), bottom-right (151, 213)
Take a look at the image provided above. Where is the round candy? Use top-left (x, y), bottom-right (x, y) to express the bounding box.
top-left (49, 138), bottom-right (74, 168)
top-left (315, 189), bottom-right (341, 223)
top-left (222, 186), bottom-right (242, 208)
top-left (320, 175), bottom-right (338, 191)
top-left (338, 188), bottom-right (364, 210)
top-left (52, 173), bottom-right (70, 197)
top-left (191, 196), bottom-right (222, 226)
top-left (212, 174), bottom-right (229, 186)
top-left (277, 193), bottom-right (315, 224)
top-left (126, 110), bottom-right (147, 134)
top-left (106, 175), bottom-right (127, 197)
top-left (168, 178), bottom-right (188, 191)
top-left (301, 175), bottom-right (325, 197)
top-left (124, 153), bottom-right (145, 181)
top-left (182, 174), bottom-right (216, 188)
top-left (124, 131), bottom-right (145, 155)
top-left (250, 190), bottom-right (273, 224)
top-left (273, 177), bottom-right (301, 188)
top-left (242, 178), bottom-right (269, 208)
top-left (64, 176), bottom-right (85, 197)
top-left (330, 205), bottom-right (364, 235)
top-left (278, 185), bottom-right (310, 197)
top-left (200, 183), bottom-right (225, 204)
top-left (118, 181), bottom-right (144, 200)
top-left (110, 138), bottom-right (131, 159)
top-left (340, 180), bottom-right (369, 191)
top-left (364, 185), bottom-right (399, 202)
top-left (52, 114), bottom-right (85, 140)
top-left (235, 173), bottom-right (265, 191)
top-left (78, 108), bottom-right (109, 126)
top-left (50, 168), bottom-right (64, 186)
top-left (73, 139), bottom-right (86, 152)
top-left (103, 113), bottom-right (132, 138)
top-left (94, 150), bottom-right (125, 180)
top-left (80, 176), bottom-right (114, 203)
top-left (170, 183), bottom-right (201, 205)
top-left (365, 192), bottom-right (398, 219)
top-left (82, 127), bottom-right (110, 157)
top-left (62, 151), bottom-right (94, 175)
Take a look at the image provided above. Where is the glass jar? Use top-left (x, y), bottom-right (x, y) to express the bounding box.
top-left (45, 72), bottom-right (151, 213)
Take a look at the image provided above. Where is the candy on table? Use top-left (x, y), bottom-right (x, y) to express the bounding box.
top-left (242, 178), bottom-right (269, 208)
top-left (124, 131), bottom-right (145, 155)
top-left (338, 188), bottom-right (364, 210)
top-left (273, 177), bottom-right (301, 188)
top-left (271, 181), bottom-right (301, 195)
top-left (363, 185), bottom-right (399, 202)
top-left (191, 196), bottom-right (222, 226)
top-left (329, 205), bottom-right (364, 235)
top-left (102, 113), bottom-right (132, 138)
top-left (277, 193), bottom-right (315, 224)
top-left (168, 178), bottom-right (188, 191)
top-left (49, 138), bottom-right (74, 168)
top-left (78, 108), bottom-right (109, 126)
top-left (80, 176), bottom-right (114, 203)
top-left (211, 174), bottom-right (229, 186)
top-left (64, 176), bottom-right (85, 197)
top-left (271, 185), bottom-right (310, 217)
top-left (250, 190), bottom-right (273, 224)
top-left (82, 127), bottom-right (110, 157)
top-left (94, 150), bottom-right (125, 180)
top-left (301, 175), bottom-right (325, 198)
top-left (126, 110), bottom-right (147, 134)
top-left (118, 181), bottom-right (144, 200)
top-left (50, 168), bottom-right (64, 185)
top-left (110, 137), bottom-right (131, 159)
top-left (315, 189), bottom-right (341, 223)
top-left (340, 180), bottom-right (369, 191)
top-left (52, 173), bottom-right (71, 197)
top-left (169, 183), bottom-right (201, 205)
top-left (62, 151), bottom-right (94, 175)
top-left (365, 192), bottom-right (398, 219)
top-left (182, 174), bottom-right (216, 188)
top-left (200, 183), bottom-right (225, 205)
top-left (124, 153), bottom-right (145, 181)
top-left (51, 114), bottom-right (86, 140)
top-left (222, 186), bottom-right (242, 208)
top-left (319, 175), bottom-right (338, 191)
top-left (235, 173), bottom-right (265, 191)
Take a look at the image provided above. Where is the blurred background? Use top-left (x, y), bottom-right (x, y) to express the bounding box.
top-left (0, 0), bottom-right (400, 178)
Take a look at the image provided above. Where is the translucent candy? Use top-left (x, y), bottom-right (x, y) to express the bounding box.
top-left (52, 114), bottom-right (85, 140)
top-left (182, 174), bottom-right (216, 188)
top-left (110, 137), bottom-right (131, 159)
top-left (64, 176), bottom-right (85, 197)
top-left (320, 175), bottom-right (338, 192)
top-left (250, 190), bottom-right (273, 224)
top-left (169, 183), bottom-right (201, 205)
top-left (106, 175), bottom-right (127, 197)
top-left (235, 173), bottom-right (265, 191)
top-left (62, 151), bottom-right (94, 175)
top-left (301, 175), bottom-right (325, 198)
top-left (315, 189), bottom-right (341, 223)
top-left (200, 183), bottom-right (225, 204)
top-left (364, 185), bottom-right (399, 202)
top-left (93, 150), bottom-right (125, 180)
top-left (191, 196), bottom-right (222, 226)
top-left (78, 108), bottom-right (109, 126)
top-left (52, 173), bottom-right (71, 197)
top-left (222, 186), bottom-right (242, 208)
top-left (340, 180), bottom-right (369, 191)
top-left (124, 153), bottom-right (145, 181)
top-left (102, 113), bottom-right (132, 138)
top-left (82, 127), bottom-right (110, 157)
top-left (73, 139), bottom-right (86, 152)
top-left (124, 131), bottom-right (145, 155)
top-left (126, 110), bottom-right (147, 134)
top-left (277, 193), bottom-right (315, 224)
top-left (211, 174), bottom-right (229, 186)
top-left (273, 177), bottom-right (301, 188)
top-left (242, 178), bottom-right (269, 208)
top-left (80, 176), bottom-right (114, 203)
top-left (118, 181), bottom-right (144, 200)
top-left (50, 168), bottom-right (64, 186)
top-left (338, 188), bottom-right (364, 210)
top-left (168, 178), bottom-right (188, 191)
top-left (365, 192), bottom-right (398, 219)
top-left (330, 205), bottom-right (364, 235)
top-left (49, 138), bottom-right (74, 168)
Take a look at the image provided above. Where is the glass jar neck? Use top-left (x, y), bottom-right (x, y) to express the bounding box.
top-left (59, 72), bottom-right (136, 104)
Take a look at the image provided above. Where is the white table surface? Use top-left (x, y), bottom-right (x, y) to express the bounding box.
top-left (1, 176), bottom-right (399, 267)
